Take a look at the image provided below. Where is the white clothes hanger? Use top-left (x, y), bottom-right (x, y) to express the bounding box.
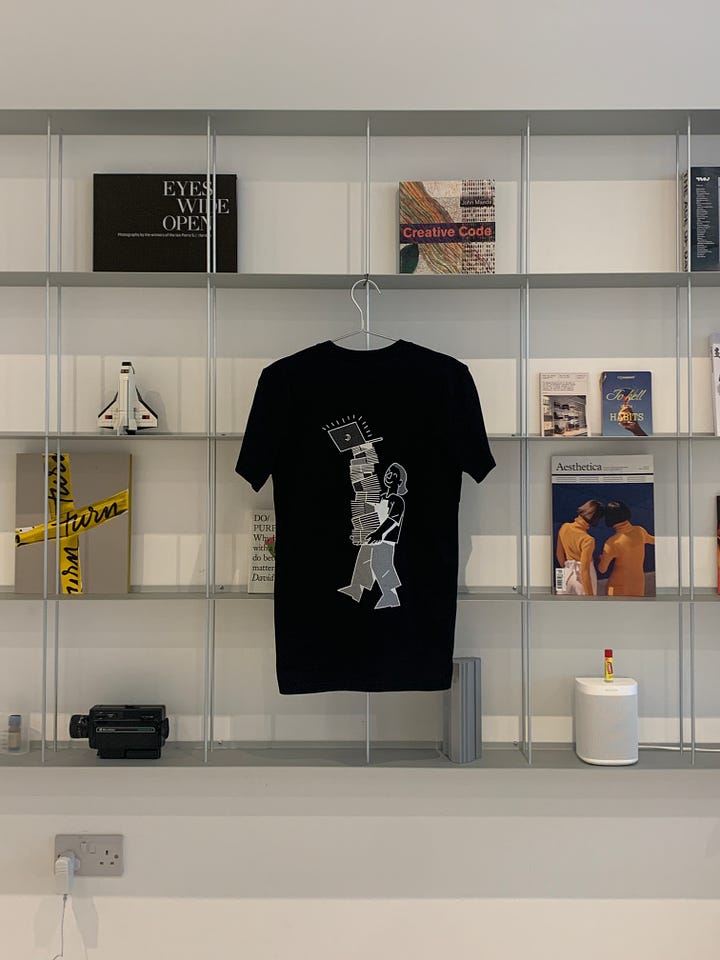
top-left (331, 276), bottom-right (396, 348)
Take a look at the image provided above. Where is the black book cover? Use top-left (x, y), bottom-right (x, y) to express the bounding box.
top-left (93, 174), bottom-right (237, 272)
top-left (690, 167), bottom-right (720, 272)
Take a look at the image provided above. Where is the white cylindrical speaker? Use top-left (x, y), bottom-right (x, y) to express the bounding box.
top-left (574, 677), bottom-right (638, 766)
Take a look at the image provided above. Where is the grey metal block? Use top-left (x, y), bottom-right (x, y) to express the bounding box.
top-left (442, 657), bottom-right (482, 763)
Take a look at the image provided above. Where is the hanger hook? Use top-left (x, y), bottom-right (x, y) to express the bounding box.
top-left (350, 277), bottom-right (381, 321)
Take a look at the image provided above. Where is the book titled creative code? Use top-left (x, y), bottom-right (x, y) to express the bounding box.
top-left (399, 180), bottom-right (495, 274)
top-left (93, 174), bottom-right (237, 272)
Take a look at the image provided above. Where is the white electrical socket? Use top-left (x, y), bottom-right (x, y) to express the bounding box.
top-left (54, 834), bottom-right (124, 877)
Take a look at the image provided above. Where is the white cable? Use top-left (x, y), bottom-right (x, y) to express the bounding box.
top-left (50, 893), bottom-right (68, 960)
top-left (639, 744), bottom-right (682, 751)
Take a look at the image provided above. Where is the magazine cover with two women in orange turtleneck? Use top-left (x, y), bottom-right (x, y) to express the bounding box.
top-left (552, 455), bottom-right (655, 598)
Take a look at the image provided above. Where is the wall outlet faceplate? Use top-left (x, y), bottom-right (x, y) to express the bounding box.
top-left (54, 834), bottom-right (124, 877)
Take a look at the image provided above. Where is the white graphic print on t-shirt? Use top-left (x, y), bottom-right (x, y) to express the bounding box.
top-left (323, 415), bottom-right (407, 610)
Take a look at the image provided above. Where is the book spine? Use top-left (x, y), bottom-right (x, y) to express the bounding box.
top-left (681, 170), bottom-right (688, 273)
top-left (712, 337), bottom-right (720, 437)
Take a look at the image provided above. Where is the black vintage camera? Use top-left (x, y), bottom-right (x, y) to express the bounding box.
top-left (69, 705), bottom-right (169, 759)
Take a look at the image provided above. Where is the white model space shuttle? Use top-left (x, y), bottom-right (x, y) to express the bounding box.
top-left (98, 361), bottom-right (158, 434)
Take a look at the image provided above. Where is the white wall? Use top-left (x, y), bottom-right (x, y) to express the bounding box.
top-left (4, 2), bottom-right (720, 958)
top-left (1, 0), bottom-right (718, 111)
top-left (3, 767), bottom-right (720, 959)
top-left (6, 897), bottom-right (720, 960)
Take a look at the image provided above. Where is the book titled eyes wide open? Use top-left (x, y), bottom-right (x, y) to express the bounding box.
top-left (552, 455), bottom-right (655, 598)
top-left (93, 174), bottom-right (237, 272)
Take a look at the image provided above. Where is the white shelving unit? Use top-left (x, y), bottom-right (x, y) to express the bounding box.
top-left (0, 109), bottom-right (718, 768)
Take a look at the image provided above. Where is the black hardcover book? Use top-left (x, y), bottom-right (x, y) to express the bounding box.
top-left (689, 167), bottom-right (720, 272)
top-left (93, 174), bottom-right (237, 272)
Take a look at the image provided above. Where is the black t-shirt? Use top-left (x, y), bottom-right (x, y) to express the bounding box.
top-left (235, 339), bottom-right (495, 694)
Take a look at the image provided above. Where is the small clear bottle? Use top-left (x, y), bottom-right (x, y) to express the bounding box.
top-left (1, 713), bottom-right (30, 755)
top-left (7, 715), bottom-right (21, 752)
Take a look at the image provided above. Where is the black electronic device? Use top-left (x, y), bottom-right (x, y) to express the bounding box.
top-left (69, 704), bottom-right (169, 760)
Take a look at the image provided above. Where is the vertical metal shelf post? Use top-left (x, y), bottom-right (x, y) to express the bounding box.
top-left (688, 268), bottom-right (696, 763)
top-left (40, 114), bottom-right (53, 763)
top-left (209, 119), bottom-right (218, 752)
top-left (686, 114), bottom-right (696, 764)
top-left (52, 125), bottom-right (64, 752)
top-left (674, 125), bottom-right (686, 754)
top-left (203, 114), bottom-right (218, 763)
top-left (519, 117), bottom-right (532, 763)
top-left (364, 115), bottom-right (372, 766)
top-left (674, 278), bottom-right (685, 755)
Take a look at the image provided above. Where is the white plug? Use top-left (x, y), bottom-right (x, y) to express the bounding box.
top-left (54, 852), bottom-right (77, 896)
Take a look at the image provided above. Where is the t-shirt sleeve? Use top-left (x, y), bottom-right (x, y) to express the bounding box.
top-left (450, 364), bottom-right (496, 483)
top-left (235, 367), bottom-right (283, 492)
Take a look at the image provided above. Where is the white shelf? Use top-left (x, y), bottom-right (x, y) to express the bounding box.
top-left (1, 107), bottom-right (719, 769)
top-left (3, 270), bottom-right (720, 290)
top-left (1, 108), bottom-right (720, 137)
top-left (2, 432), bottom-right (711, 443)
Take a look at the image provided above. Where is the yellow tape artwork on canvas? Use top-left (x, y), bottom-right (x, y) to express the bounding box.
top-left (15, 454), bottom-right (129, 594)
